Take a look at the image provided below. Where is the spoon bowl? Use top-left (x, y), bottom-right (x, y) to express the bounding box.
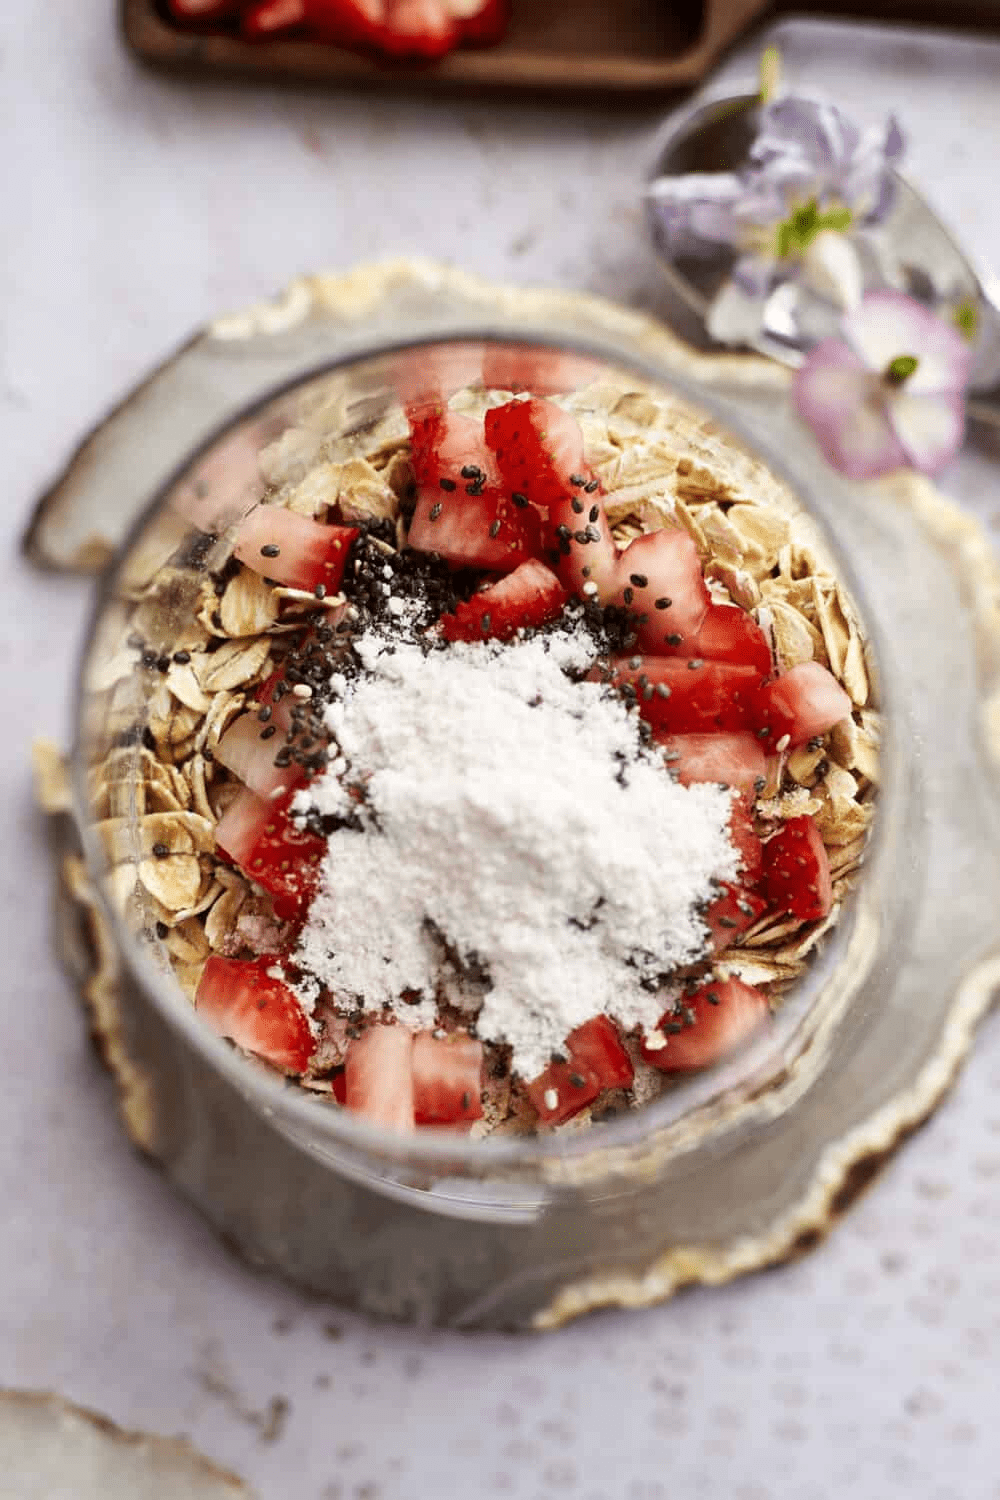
top-left (647, 92), bottom-right (1000, 422)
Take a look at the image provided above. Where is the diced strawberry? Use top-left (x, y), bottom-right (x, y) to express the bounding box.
top-left (729, 796), bottom-right (764, 886)
top-left (195, 956), bottom-right (315, 1074)
top-left (484, 397), bottom-right (620, 595)
top-left (215, 712), bottom-right (306, 799)
top-left (656, 731), bottom-right (767, 798)
top-left (233, 506), bottom-right (359, 594)
top-left (453, 0), bottom-right (510, 44)
top-left (656, 600), bottom-right (772, 674)
top-left (610, 527), bottom-right (710, 643)
top-left (526, 1016), bottom-right (634, 1126)
top-left (412, 1032), bottom-right (484, 1125)
top-left (762, 814), bottom-right (833, 923)
top-left (641, 977), bottom-right (770, 1073)
top-left (599, 656), bottom-right (766, 734)
top-left (242, 0), bottom-right (308, 36)
top-left (407, 404), bottom-right (540, 569)
top-left (215, 786), bottom-right (325, 926)
top-left (753, 661), bottom-right (852, 749)
top-left (344, 1024), bottom-right (415, 1131)
top-left (438, 559), bottom-right (567, 642)
top-left (253, 669), bottom-right (296, 733)
top-left (168, 0), bottom-right (240, 20)
top-left (704, 883), bottom-right (767, 952)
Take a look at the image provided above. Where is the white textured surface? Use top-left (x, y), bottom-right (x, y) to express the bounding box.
top-left (6, 7), bottom-right (1000, 1498)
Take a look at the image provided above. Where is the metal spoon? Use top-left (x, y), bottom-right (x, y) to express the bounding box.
top-left (646, 92), bottom-right (1000, 427)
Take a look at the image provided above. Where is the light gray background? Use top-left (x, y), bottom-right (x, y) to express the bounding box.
top-left (5, 7), bottom-right (1000, 1498)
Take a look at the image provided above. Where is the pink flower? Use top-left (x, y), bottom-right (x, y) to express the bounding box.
top-left (793, 290), bottom-right (971, 479)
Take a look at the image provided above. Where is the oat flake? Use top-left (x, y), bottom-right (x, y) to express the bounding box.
top-left (292, 627), bottom-right (740, 1080)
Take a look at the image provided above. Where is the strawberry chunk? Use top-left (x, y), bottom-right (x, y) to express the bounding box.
top-left (600, 656), bottom-right (766, 734)
top-left (641, 978), bottom-right (769, 1073)
top-left (484, 397), bottom-right (620, 594)
top-left (762, 815), bottom-right (833, 923)
top-left (215, 712), bottom-right (306, 799)
top-left (526, 1016), bottom-right (634, 1126)
top-left (168, 0), bottom-right (241, 19)
top-left (753, 661), bottom-right (852, 749)
top-left (407, 405), bottom-right (540, 570)
top-left (656, 600), bottom-right (772, 674)
top-left (195, 956), bottom-right (315, 1074)
top-left (412, 1032), bottom-right (484, 1125)
top-left (656, 731), bottom-right (767, 797)
top-left (344, 1024), bottom-right (415, 1131)
top-left (233, 506), bottom-right (359, 594)
top-left (729, 796), bottom-right (764, 886)
top-left (705, 883), bottom-right (767, 952)
top-left (438, 559), bottom-right (568, 642)
top-left (610, 527), bottom-right (710, 643)
top-left (215, 786), bottom-right (325, 926)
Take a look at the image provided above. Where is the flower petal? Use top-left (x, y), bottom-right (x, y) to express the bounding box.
top-left (794, 338), bottom-right (908, 480)
top-left (889, 390), bottom-right (965, 474)
top-left (706, 274), bottom-right (772, 345)
top-left (800, 230), bottom-right (863, 311)
top-left (842, 290), bottom-right (972, 393)
top-left (647, 172), bottom-right (745, 254)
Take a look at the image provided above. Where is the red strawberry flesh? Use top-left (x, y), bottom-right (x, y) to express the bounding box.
top-left (407, 404), bottom-right (541, 569)
top-left (753, 661), bottom-right (852, 749)
top-left (641, 977), bottom-right (770, 1073)
top-left (195, 956), bottom-right (315, 1074)
top-left (762, 814), bottom-right (833, 922)
top-left (526, 1015), bottom-right (633, 1125)
top-left (438, 559), bottom-right (567, 642)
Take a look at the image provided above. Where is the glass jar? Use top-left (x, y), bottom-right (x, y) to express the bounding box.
top-left (66, 268), bottom-right (1000, 1329)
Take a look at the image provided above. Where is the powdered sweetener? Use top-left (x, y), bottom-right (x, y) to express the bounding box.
top-left (292, 628), bottom-right (740, 1080)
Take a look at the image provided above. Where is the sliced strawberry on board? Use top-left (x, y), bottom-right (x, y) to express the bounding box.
top-left (168, 0), bottom-right (241, 20)
top-left (215, 786), bottom-right (325, 926)
top-left (609, 527), bottom-right (710, 644)
top-left (233, 506), bottom-right (359, 594)
top-left (762, 814), bottom-right (834, 923)
top-left (641, 977), bottom-right (770, 1073)
top-left (438, 559), bottom-right (568, 642)
top-left (242, 0), bottom-right (308, 37)
top-left (656, 600), bottom-right (772, 675)
top-left (484, 397), bottom-right (620, 594)
top-left (412, 1032), bottom-right (484, 1125)
top-left (704, 884), bottom-right (768, 953)
top-left (753, 661), bottom-right (852, 750)
top-left (407, 404), bottom-right (541, 569)
top-left (599, 657), bottom-right (765, 735)
top-left (344, 1024), bottom-right (415, 1131)
top-left (195, 956), bottom-right (315, 1074)
top-left (526, 1015), bottom-right (634, 1126)
top-left (215, 712), bottom-right (306, 799)
top-left (454, 0), bottom-right (510, 44)
top-left (656, 731), bottom-right (766, 798)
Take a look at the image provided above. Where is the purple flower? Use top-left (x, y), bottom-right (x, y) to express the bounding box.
top-left (793, 290), bottom-right (971, 479)
top-left (649, 96), bottom-right (904, 278)
top-left (648, 93), bottom-right (905, 342)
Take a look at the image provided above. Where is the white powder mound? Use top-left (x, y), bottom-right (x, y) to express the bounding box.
top-left (292, 628), bottom-right (740, 1081)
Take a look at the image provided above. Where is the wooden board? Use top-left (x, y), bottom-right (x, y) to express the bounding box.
top-left (122, 0), bottom-right (1000, 99)
top-left (121, 0), bottom-right (772, 95)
